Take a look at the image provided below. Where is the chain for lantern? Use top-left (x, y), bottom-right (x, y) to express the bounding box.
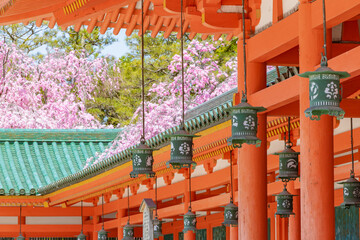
top-left (298, 0), bottom-right (350, 120)
top-left (153, 176), bottom-right (163, 238)
top-left (16, 205), bottom-right (24, 240)
top-left (98, 194), bottom-right (108, 240)
top-left (275, 117), bottom-right (300, 182)
top-left (183, 167), bottom-right (197, 233)
top-left (166, 0), bottom-right (199, 170)
top-left (340, 118), bottom-right (360, 208)
top-left (130, 0), bottom-right (155, 178)
top-left (274, 182), bottom-right (296, 218)
top-left (123, 186), bottom-right (135, 240)
top-left (77, 200), bottom-right (86, 240)
top-left (227, 0), bottom-right (266, 148)
top-left (223, 151), bottom-right (238, 226)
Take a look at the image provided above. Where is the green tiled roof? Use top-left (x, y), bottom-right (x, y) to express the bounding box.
top-left (0, 129), bottom-right (120, 196)
top-left (38, 89), bottom-right (236, 195)
top-left (37, 66), bottom-right (294, 195)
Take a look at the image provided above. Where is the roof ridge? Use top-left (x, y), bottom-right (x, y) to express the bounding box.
top-left (37, 94), bottom-right (234, 195)
top-left (0, 129), bottom-right (122, 142)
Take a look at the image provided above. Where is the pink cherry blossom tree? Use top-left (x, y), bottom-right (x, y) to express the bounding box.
top-left (0, 41), bottom-right (117, 128)
top-left (85, 39), bottom-right (238, 167)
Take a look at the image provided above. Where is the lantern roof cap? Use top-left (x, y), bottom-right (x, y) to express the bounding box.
top-left (340, 175), bottom-right (360, 184)
top-left (183, 210), bottom-right (196, 217)
top-left (77, 232), bottom-right (86, 238)
top-left (274, 146), bottom-right (300, 155)
top-left (224, 202), bottom-right (238, 209)
top-left (164, 126), bottom-right (200, 138)
top-left (228, 100), bottom-right (266, 112)
top-left (298, 65), bottom-right (350, 78)
top-left (274, 185), bottom-right (297, 197)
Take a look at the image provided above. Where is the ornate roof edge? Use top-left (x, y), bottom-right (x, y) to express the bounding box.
top-left (37, 89), bottom-right (235, 195)
top-left (0, 129), bottom-right (121, 142)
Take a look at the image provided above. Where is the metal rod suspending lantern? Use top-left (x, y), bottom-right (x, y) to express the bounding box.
top-left (16, 205), bottom-right (24, 240)
top-left (77, 201), bottom-right (86, 240)
top-left (153, 176), bottom-right (163, 238)
top-left (340, 118), bottom-right (360, 208)
top-left (98, 194), bottom-right (108, 240)
top-left (183, 167), bottom-right (197, 233)
top-left (122, 186), bottom-right (135, 240)
top-left (166, 0), bottom-right (199, 170)
top-left (275, 117), bottom-right (300, 182)
top-left (223, 151), bottom-right (238, 226)
top-left (227, 0), bottom-right (266, 148)
top-left (130, 0), bottom-right (156, 178)
top-left (298, 0), bottom-right (350, 120)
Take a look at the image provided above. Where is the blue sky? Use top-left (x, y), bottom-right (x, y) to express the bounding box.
top-left (31, 29), bottom-right (130, 58)
top-left (100, 29), bottom-right (130, 58)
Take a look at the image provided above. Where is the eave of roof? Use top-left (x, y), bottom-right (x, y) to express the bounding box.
top-left (37, 89), bottom-right (236, 195)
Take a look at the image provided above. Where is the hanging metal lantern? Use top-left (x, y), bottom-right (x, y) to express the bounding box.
top-left (98, 226), bottom-right (108, 240)
top-left (340, 175), bottom-right (360, 208)
top-left (122, 223), bottom-right (135, 240)
top-left (130, 140), bottom-right (156, 178)
top-left (166, 127), bottom-right (198, 169)
top-left (275, 185), bottom-right (296, 218)
top-left (183, 210), bottom-right (197, 233)
top-left (16, 234), bottom-right (25, 240)
top-left (222, 201), bottom-right (238, 226)
top-left (153, 216), bottom-right (163, 238)
top-left (275, 144), bottom-right (300, 182)
top-left (227, 100), bottom-right (266, 148)
top-left (77, 232), bottom-right (86, 240)
top-left (298, 66), bottom-right (350, 120)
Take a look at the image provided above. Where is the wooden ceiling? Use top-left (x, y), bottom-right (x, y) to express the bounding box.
top-left (0, 0), bottom-right (259, 39)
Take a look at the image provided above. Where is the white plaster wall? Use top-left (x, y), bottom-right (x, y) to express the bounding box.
top-left (26, 217), bottom-right (81, 225)
top-left (255, 0), bottom-right (273, 33)
top-left (0, 217), bottom-right (17, 224)
top-left (171, 173), bottom-right (185, 184)
top-left (212, 159), bottom-right (230, 172)
top-left (191, 164), bottom-right (207, 178)
top-left (282, 0), bottom-right (299, 16)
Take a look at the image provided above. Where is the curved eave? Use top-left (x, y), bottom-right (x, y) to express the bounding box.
top-left (0, 0), bottom-right (240, 39)
top-left (38, 89), bottom-right (236, 195)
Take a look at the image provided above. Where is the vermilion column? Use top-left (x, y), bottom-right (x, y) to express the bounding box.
top-left (117, 207), bottom-right (125, 239)
top-left (237, 60), bottom-right (268, 238)
top-left (230, 226), bottom-right (238, 240)
top-left (184, 174), bottom-right (196, 240)
top-left (288, 182), bottom-right (300, 240)
top-left (299, 1), bottom-right (335, 239)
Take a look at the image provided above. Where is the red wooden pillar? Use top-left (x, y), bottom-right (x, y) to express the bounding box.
top-left (237, 59), bottom-right (268, 238)
top-left (184, 173), bottom-right (195, 240)
top-left (288, 182), bottom-right (300, 240)
top-left (92, 213), bottom-right (98, 240)
top-left (299, 1), bottom-right (335, 239)
top-left (230, 226), bottom-right (238, 240)
top-left (184, 231), bottom-right (196, 240)
top-left (117, 207), bottom-right (126, 239)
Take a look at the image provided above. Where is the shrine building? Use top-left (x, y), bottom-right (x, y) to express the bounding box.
top-left (0, 0), bottom-right (360, 240)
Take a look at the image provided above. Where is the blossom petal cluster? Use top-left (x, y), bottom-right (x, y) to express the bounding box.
top-left (85, 39), bottom-right (238, 167)
top-left (0, 42), bottom-right (114, 128)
